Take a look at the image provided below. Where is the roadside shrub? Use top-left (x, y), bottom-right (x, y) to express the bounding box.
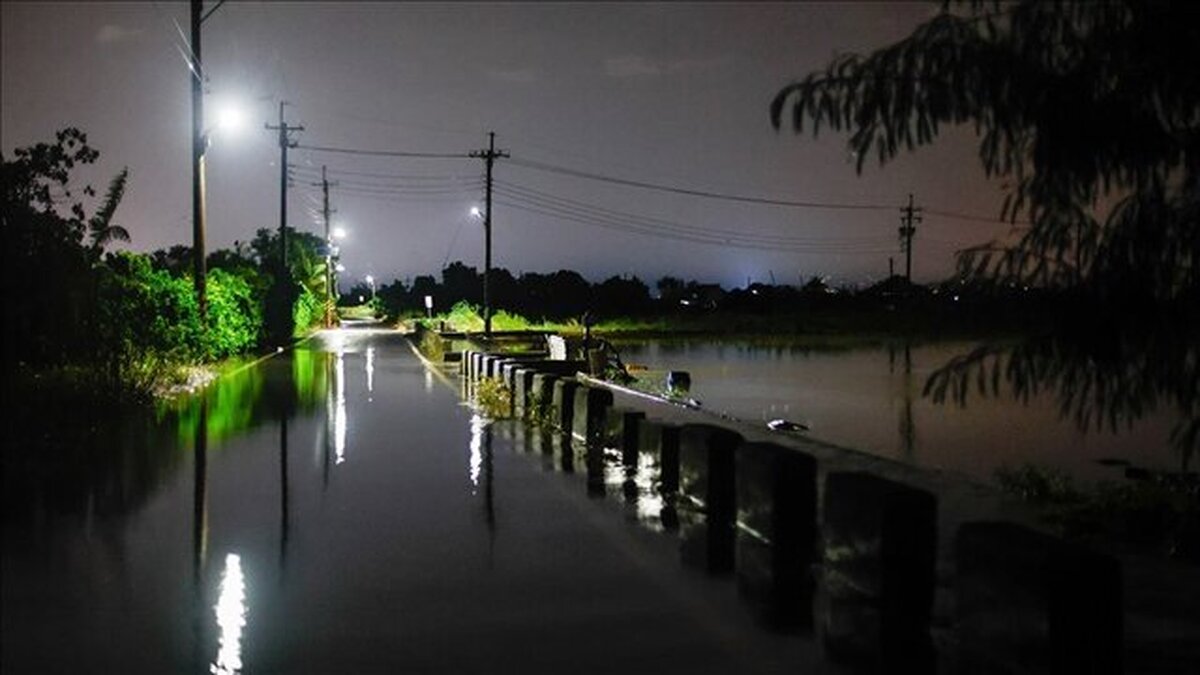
top-left (473, 378), bottom-right (513, 419)
top-left (292, 285), bottom-right (321, 337)
top-left (203, 269), bottom-right (262, 359)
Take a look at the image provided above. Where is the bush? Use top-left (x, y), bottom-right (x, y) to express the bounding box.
top-left (473, 378), bottom-right (513, 419)
top-left (204, 269), bottom-right (262, 359)
top-left (292, 285), bottom-right (322, 337)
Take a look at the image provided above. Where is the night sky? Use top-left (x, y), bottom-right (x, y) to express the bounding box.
top-left (2, 1), bottom-right (1016, 289)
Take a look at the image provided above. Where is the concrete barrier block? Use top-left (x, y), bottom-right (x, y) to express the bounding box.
top-left (551, 378), bottom-right (579, 432)
top-left (529, 373), bottom-right (558, 424)
top-left (471, 352), bottom-right (484, 381)
top-left (485, 355), bottom-right (504, 379)
top-left (736, 441), bottom-right (818, 630)
top-left (820, 471), bottom-right (937, 669)
top-left (638, 420), bottom-right (681, 495)
top-left (679, 424), bottom-right (741, 520)
top-left (571, 385), bottom-right (613, 445)
top-left (677, 424), bottom-right (742, 574)
top-left (605, 408), bottom-right (645, 463)
top-left (513, 368), bottom-right (537, 419)
top-left (956, 522), bottom-right (1122, 675)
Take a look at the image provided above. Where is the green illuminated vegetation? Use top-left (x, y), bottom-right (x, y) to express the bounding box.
top-left (2, 129), bottom-right (332, 403)
top-left (473, 378), bottom-right (514, 419)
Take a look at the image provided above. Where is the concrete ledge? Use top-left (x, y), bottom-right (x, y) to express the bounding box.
top-left (529, 373), bottom-right (559, 422)
top-left (678, 424), bottom-right (743, 575)
top-left (606, 408), bottom-right (645, 463)
top-left (820, 471), bottom-right (937, 669)
top-left (571, 385), bottom-right (613, 445)
top-left (736, 441), bottom-right (818, 630)
top-left (551, 378), bottom-right (579, 433)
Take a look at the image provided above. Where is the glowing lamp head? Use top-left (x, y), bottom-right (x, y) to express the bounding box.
top-left (332, 227), bottom-right (348, 240)
top-left (214, 103), bottom-right (245, 136)
top-left (470, 207), bottom-right (482, 218)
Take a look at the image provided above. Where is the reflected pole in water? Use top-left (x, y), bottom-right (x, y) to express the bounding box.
top-left (191, 397), bottom-right (210, 674)
top-left (484, 423), bottom-right (497, 567)
top-left (899, 343), bottom-right (916, 462)
top-left (323, 353), bottom-right (333, 491)
top-left (193, 398), bottom-right (210, 581)
top-left (279, 415), bottom-right (289, 573)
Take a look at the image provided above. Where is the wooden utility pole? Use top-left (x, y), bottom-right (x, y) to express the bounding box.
top-left (315, 166), bottom-right (338, 327)
top-left (469, 132), bottom-right (509, 337)
top-left (899, 193), bottom-right (922, 283)
top-left (190, 0), bottom-right (206, 316)
top-left (266, 102), bottom-right (303, 275)
top-left (188, 0), bottom-right (229, 318)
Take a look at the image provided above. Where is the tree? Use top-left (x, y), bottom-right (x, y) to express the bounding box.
top-left (771, 1), bottom-right (1200, 463)
top-left (771, 0), bottom-right (1199, 304)
top-left (86, 167), bottom-right (130, 257)
top-left (2, 129), bottom-right (102, 368)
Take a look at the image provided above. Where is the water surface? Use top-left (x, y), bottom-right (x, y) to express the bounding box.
top-left (616, 339), bottom-right (1183, 483)
top-left (2, 328), bottom-right (812, 674)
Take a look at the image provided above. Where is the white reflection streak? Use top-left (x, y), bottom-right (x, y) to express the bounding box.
top-left (366, 345), bottom-right (375, 398)
top-left (211, 553), bottom-right (246, 675)
top-left (424, 369), bottom-right (433, 393)
top-left (468, 414), bottom-right (485, 492)
top-left (335, 347), bottom-right (347, 464)
top-left (635, 453), bottom-right (664, 523)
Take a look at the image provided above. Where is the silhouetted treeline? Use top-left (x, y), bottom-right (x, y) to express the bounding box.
top-left (372, 260), bottom-right (1063, 326)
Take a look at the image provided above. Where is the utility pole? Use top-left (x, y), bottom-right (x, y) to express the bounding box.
top-left (190, 0), bottom-right (207, 317)
top-left (266, 102), bottom-right (303, 277)
top-left (469, 131), bottom-right (508, 337)
top-left (315, 166), bottom-right (338, 328)
top-left (188, 0), bottom-right (228, 318)
top-left (899, 193), bottom-right (922, 283)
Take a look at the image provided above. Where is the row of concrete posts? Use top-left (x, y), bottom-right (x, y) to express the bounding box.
top-left (461, 349), bottom-right (1124, 673)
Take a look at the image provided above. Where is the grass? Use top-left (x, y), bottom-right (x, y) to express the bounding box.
top-left (995, 463), bottom-right (1200, 563)
top-left (408, 301), bottom-right (1036, 350)
top-left (338, 304), bottom-right (379, 321)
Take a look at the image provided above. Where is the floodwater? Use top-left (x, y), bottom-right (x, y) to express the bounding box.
top-left (2, 328), bottom-right (816, 674)
top-left (616, 339), bottom-right (1185, 484)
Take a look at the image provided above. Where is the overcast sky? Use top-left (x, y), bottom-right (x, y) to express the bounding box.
top-left (3, 1), bottom-right (1015, 289)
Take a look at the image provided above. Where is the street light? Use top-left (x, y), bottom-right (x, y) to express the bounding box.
top-left (469, 206), bottom-right (491, 336)
top-left (323, 224), bottom-right (347, 328)
top-left (365, 275), bottom-right (376, 303)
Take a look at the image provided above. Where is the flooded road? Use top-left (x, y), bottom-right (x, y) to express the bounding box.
top-left (2, 328), bottom-right (812, 674)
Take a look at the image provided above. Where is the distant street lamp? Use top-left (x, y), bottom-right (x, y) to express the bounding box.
top-left (365, 274), bottom-right (376, 303)
top-left (469, 206), bottom-right (491, 336)
top-left (325, 224), bottom-right (346, 328)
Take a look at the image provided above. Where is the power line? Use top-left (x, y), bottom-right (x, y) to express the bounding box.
top-left (494, 180), bottom-right (894, 246)
top-left (507, 156), bottom-right (894, 211)
top-left (495, 193), bottom-right (898, 254)
top-left (924, 207), bottom-right (1031, 226)
top-left (295, 144), bottom-right (472, 159)
top-left (289, 164), bottom-right (480, 182)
